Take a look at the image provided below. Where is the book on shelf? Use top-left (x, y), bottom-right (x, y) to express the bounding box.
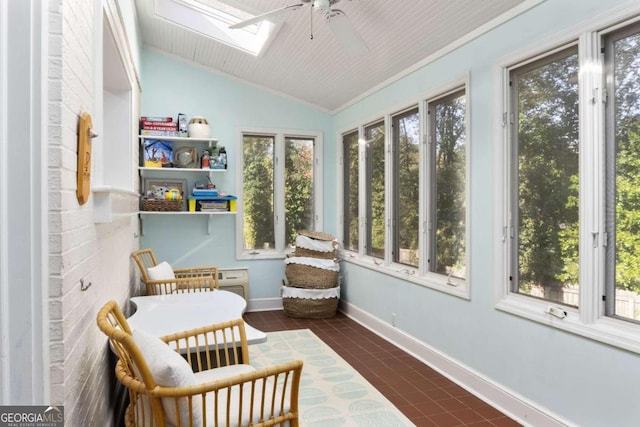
top-left (140, 129), bottom-right (179, 137)
top-left (140, 121), bottom-right (178, 129)
top-left (140, 116), bottom-right (173, 122)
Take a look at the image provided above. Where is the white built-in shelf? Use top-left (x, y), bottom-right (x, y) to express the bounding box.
top-left (139, 167), bottom-right (227, 173)
top-left (138, 210), bottom-right (235, 235)
top-left (138, 135), bottom-right (219, 144)
top-left (138, 211), bottom-right (234, 215)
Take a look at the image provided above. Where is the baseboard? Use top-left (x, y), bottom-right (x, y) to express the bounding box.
top-left (339, 301), bottom-right (573, 427)
top-left (247, 297), bottom-right (282, 312)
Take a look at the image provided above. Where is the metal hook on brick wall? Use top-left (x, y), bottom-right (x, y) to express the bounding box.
top-left (80, 278), bottom-right (92, 291)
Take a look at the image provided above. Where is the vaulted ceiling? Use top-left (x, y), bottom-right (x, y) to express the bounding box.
top-left (135, 0), bottom-right (531, 111)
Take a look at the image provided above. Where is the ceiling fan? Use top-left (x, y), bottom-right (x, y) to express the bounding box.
top-left (229, 0), bottom-right (368, 55)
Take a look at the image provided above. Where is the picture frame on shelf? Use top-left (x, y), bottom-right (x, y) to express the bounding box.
top-left (142, 139), bottom-right (173, 168)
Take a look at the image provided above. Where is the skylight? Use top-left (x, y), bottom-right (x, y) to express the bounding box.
top-left (154, 0), bottom-right (282, 56)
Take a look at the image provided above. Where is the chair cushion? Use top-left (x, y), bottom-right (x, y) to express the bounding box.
top-left (132, 329), bottom-right (202, 426)
top-left (194, 364), bottom-right (256, 382)
top-left (147, 261), bottom-right (177, 293)
top-left (147, 261), bottom-right (176, 281)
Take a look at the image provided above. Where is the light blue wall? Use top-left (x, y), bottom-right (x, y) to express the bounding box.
top-left (139, 50), bottom-right (332, 298)
top-left (334, 1), bottom-right (640, 426)
top-left (139, 0), bottom-right (640, 424)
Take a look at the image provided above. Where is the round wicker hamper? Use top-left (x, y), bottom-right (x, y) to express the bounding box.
top-left (294, 231), bottom-right (338, 259)
top-left (281, 285), bottom-right (339, 318)
top-left (285, 262), bottom-right (339, 289)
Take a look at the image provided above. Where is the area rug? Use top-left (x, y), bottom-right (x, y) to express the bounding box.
top-left (249, 329), bottom-right (415, 427)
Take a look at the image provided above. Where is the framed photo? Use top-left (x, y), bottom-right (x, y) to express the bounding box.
top-left (142, 178), bottom-right (187, 209)
top-left (142, 139), bottom-right (173, 167)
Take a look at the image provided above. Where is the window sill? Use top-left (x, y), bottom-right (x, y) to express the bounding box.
top-left (236, 251), bottom-right (289, 261)
top-left (340, 252), bottom-right (470, 300)
top-left (496, 294), bottom-right (640, 355)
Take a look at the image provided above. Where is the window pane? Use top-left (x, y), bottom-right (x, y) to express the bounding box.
top-left (365, 121), bottom-right (385, 258)
top-left (607, 28), bottom-right (640, 322)
top-left (512, 48), bottom-right (580, 305)
top-left (394, 109), bottom-right (420, 267)
top-left (432, 92), bottom-right (466, 278)
top-left (343, 131), bottom-right (359, 252)
top-left (242, 135), bottom-right (275, 251)
top-left (285, 137), bottom-right (314, 246)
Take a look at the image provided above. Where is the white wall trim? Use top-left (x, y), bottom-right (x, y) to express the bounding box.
top-left (0, 0), bottom-right (9, 404)
top-left (246, 297), bottom-right (283, 312)
top-left (0, 0), bottom-right (49, 404)
top-left (339, 301), bottom-right (573, 427)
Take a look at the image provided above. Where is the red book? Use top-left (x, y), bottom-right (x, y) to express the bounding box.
top-left (141, 121), bottom-right (178, 129)
top-left (142, 124), bottom-right (179, 131)
top-left (140, 116), bottom-right (173, 122)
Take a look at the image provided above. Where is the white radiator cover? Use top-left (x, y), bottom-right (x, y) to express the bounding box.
top-left (218, 268), bottom-right (249, 300)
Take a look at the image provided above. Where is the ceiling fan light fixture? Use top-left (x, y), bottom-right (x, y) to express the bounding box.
top-left (313, 0), bottom-right (331, 13)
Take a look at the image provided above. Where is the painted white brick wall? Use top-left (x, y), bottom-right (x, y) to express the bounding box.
top-left (48, 1), bottom-right (139, 425)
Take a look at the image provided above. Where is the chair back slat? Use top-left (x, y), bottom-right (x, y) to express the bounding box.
top-left (131, 249), bottom-right (158, 283)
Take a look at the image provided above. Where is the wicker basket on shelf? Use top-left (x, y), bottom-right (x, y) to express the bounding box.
top-left (141, 199), bottom-right (183, 212)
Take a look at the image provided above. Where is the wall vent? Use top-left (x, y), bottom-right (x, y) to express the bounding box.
top-left (218, 267), bottom-right (249, 300)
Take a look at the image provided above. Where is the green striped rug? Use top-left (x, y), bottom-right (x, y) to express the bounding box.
top-left (249, 329), bottom-right (415, 427)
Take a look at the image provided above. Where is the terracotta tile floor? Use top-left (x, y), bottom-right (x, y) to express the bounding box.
top-left (243, 310), bottom-right (521, 427)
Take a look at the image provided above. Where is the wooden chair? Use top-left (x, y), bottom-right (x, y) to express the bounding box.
top-left (131, 248), bottom-right (220, 295)
top-left (97, 300), bottom-right (303, 427)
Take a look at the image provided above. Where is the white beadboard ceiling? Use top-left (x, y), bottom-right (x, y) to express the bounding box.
top-left (135, 0), bottom-right (532, 111)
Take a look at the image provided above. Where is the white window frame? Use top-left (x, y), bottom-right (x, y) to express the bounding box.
top-left (493, 11), bottom-right (640, 354)
top-left (236, 127), bottom-right (323, 260)
top-left (337, 77), bottom-right (470, 299)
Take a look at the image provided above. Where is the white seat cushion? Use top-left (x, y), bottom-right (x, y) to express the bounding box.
top-left (194, 364), bottom-right (256, 382)
top-left (147, 261), bottom-right (177, 293)
top-left (132, 329), bottom-right (202, 426)
top-left (194, 365), bottom-right (291, 427)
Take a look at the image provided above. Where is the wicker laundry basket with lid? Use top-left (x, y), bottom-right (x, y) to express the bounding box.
top-left (294, 230), bottom-right (339, 259)
top-left (283, 230), bottom-right (340, 318)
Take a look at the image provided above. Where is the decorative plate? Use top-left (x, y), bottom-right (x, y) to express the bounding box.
top-left (174, 146), bottom-right (197, 168)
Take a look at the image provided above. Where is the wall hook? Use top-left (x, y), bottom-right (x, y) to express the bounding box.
top-left (80, 278), bottom-right (92, 291)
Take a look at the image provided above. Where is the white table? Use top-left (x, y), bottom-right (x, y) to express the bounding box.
top-left (128, 290), bottom-right (266, 345)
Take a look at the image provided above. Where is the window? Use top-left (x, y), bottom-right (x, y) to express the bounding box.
top-left (392, 108), bottom-right (420, 267)
top-left (498, 19), bottom-right (640, 352)
top-left (284, 137), bottom-right (315, 245)
top-left (429, 91), bottom-right (467, 279)
top-left (339, 84), bottom-right (468, 297)
top-left (154, 0), bottom-right (281, 56)
top-left (342, 130), bottom-right (359, 252)
top-left (364, 120), bottom-right (386, 259)
top-left (239, 130), bottom-right (322, 258)
top-left (242, 135), bottom-right (275, 252)
top-left (508, 46), bottom-right (580, 305)
top-left (604, 25), bottom-right (640, 323)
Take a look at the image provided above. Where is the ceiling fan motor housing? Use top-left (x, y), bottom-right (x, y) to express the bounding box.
top-left (313, 0), bottom-right (332, 13)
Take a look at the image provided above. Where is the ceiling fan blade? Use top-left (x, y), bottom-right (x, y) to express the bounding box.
top-left (229, 4), bottom-right (305, 29)
top-left (325, 9), bottom-right (368, 55)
